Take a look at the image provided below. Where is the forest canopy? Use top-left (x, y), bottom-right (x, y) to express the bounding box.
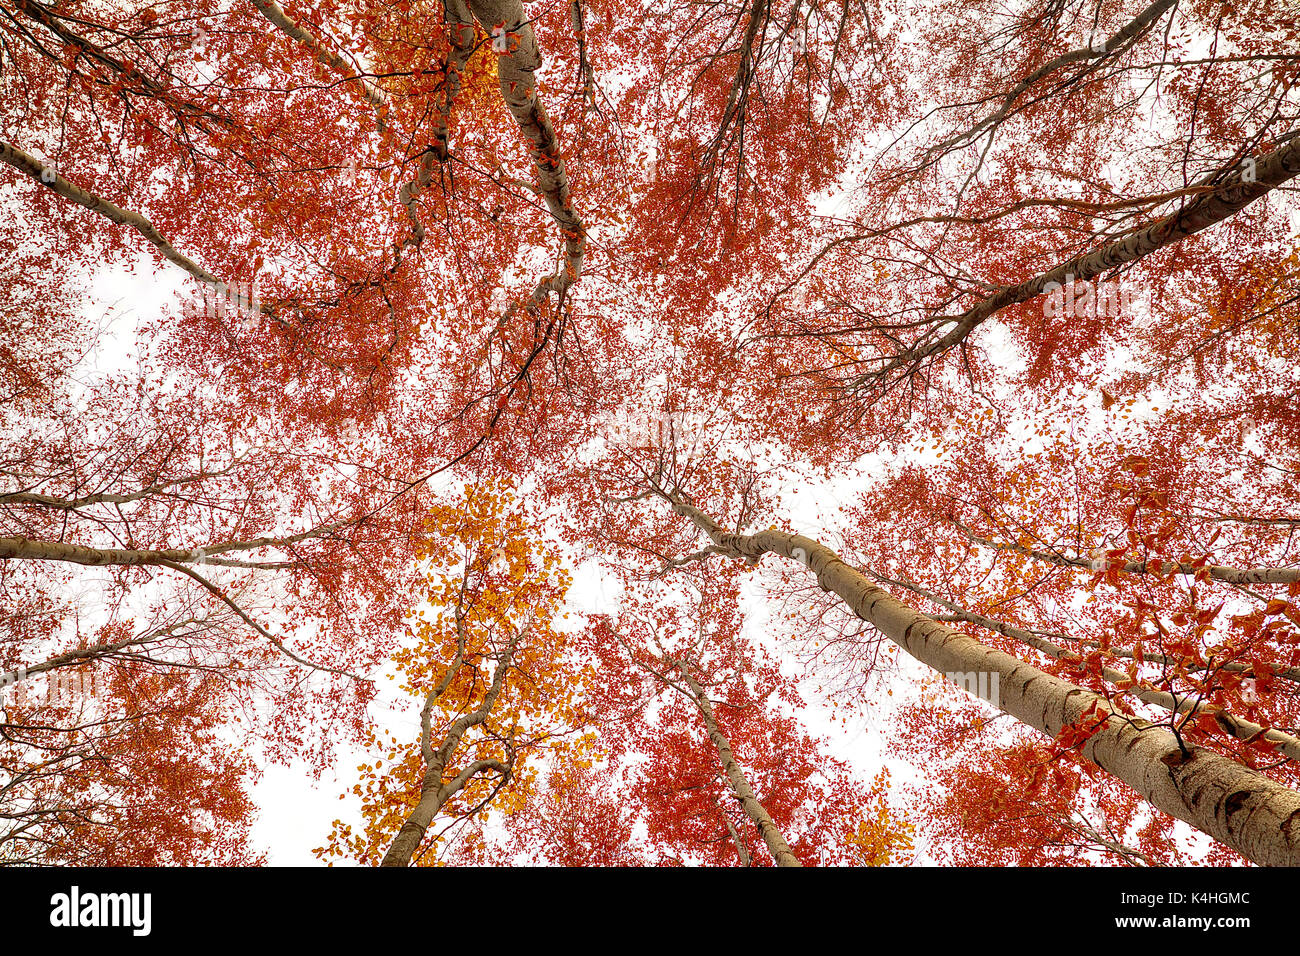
top-left (1, 0), bottom-right (1298, 867)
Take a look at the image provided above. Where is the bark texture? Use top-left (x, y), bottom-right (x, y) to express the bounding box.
top-left (904, 579), bottom-right (1300, 764)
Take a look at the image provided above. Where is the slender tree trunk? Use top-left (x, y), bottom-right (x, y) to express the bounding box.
top-left (381, 761), bottom-right (453, 867)
top-left (249, 0), bottom-right (391, 130)
top-left (380, 623), bottom-right (520, 867)
top-left (0, 139), bottom-right (221, 286)
top-left (676, 663), bottom-right (802, 867)
top-left (902, 579), bottom-right (1300, 763)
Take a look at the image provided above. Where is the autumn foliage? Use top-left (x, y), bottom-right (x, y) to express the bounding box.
top-left (2, 0), bottom-right (1298, 866)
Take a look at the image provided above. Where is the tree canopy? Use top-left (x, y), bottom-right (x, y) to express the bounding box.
top-left (1, 0), bottom-right (1298, 866)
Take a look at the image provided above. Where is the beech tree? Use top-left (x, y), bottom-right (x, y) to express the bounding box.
top-left (1, 0), bottom-right (1298, 866)
top-left (317, 483), bottom-right (595, 867)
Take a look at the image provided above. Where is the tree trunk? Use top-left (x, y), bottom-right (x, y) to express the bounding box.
top-left (676, 664), bottom-right (802, 867)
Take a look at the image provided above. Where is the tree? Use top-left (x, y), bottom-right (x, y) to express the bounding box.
top-left (582, 582), bottom-right (912, 867)
top-left (2, 0), bottom-right (1298, 866)
top-left (1, 625), bottom-right (264, 865)
top-left (478, 759), bottom-right (649, 867)
top-left (317, 483), bottom-right (594, 866)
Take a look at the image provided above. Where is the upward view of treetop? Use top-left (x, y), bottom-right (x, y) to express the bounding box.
top-left (1, 0), bottom-right (1297, 867)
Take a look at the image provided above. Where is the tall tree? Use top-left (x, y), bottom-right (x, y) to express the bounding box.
top-left (317, 483), bottom-right (594, 867)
